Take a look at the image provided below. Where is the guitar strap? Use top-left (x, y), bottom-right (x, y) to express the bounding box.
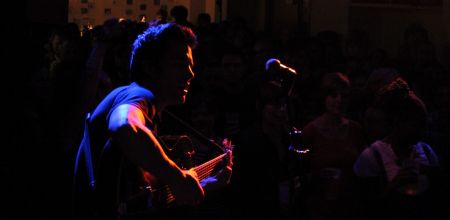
top-left (163, 109), bottom-right (225, 152)
top-left (74, 113), bottom-right (96, 189)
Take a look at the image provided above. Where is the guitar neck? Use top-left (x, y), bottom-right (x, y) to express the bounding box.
top-left (193, 153), bottom-right (227, 181)
top-left (146, 151), bottom-right (229, 208)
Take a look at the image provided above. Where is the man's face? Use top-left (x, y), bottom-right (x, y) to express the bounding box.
top-left (394, 115), bottom-right (426, 146)
top-left (159, 40), bottom-right (195, 105)
top-left (325, 89), bottom-right (349, 117)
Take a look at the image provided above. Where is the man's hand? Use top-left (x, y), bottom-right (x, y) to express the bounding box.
top-left (200, 165), bottom-right (232, 193)
top-left (200, 145), bottom-right (233, 192)
top-left (174, 169), bottom-right (205, 206)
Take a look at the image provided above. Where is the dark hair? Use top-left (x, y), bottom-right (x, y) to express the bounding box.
top-left (129, 23), bottom-right (197, 82)
top-left (376, 78), bottom-right (427, 123)
top-left (170, 5), bottom-right (189, 21)
top-left (157, 8), bottom-right (168, 19)
top-left (320, 72), bottom-right (351, 98)
top-left (197, 13), bottom-right (211, 24)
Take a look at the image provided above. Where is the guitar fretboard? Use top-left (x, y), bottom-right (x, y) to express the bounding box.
top-left (194, 153), bottom-right (227, 180)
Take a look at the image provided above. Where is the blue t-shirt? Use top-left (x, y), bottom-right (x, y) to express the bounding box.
top-left (74, 82), bottom-right (156, 219)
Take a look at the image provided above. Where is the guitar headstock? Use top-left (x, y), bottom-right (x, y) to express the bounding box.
top-left (221, 138), bottom-right (233, 168)
top-left (221, 138), bottom-right (234, 152)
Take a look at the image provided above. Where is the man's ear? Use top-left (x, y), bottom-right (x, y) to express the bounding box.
top-left (141, 60), bottom-right (161, 81)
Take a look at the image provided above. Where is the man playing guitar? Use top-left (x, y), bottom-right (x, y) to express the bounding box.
top-left (73, 23), bottom-right (232, 220)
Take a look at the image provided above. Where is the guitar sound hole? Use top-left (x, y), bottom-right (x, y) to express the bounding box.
top-left (159, 135), bottom-right (196, 169)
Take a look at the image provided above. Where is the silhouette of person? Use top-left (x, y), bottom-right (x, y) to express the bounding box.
top-left (72, 23), bottom-right (232, 220)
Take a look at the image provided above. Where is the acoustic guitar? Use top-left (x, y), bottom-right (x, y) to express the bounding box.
top-left (118, 135), bottom-right (233, 219)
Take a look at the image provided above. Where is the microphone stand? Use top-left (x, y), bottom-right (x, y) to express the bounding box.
top-left (282, 71), bottom-right (311, 213)
top-left (283, 73), bottom-right (309, 156)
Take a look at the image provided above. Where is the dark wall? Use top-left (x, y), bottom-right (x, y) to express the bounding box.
top-left (227, 0), bottom-right (266, 31)
top-left (28, 0), bottom-right (68, 24)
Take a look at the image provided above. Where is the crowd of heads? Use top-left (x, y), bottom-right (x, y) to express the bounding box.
top-left (21, 6), bottom-right (450, 219)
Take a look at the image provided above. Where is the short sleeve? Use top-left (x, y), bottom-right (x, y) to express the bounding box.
top-left (416, 142), bottom-right (439, 166)
top-left (353, 147), bottom-right (381, 177)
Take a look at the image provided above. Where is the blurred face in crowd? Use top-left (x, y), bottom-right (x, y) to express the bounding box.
top-left (392, 113), bottom-right (426, 146)
top-left (364, 107), bottom-right (389, 143)
top-left (222, 54), bottom-right (245, 85)
top-left (325, 88), bottom-right (350, 117)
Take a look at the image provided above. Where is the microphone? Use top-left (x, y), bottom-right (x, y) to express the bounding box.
top-left (264, 58), bottom-right (299, 97)
top-left (265, 58), bottom-right (297, 78)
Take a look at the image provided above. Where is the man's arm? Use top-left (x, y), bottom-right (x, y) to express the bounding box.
top-left (108, 104), bottom-right (204, 205)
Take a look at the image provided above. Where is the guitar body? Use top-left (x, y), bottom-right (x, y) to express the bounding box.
top-left (159, 135), bottom-right (196, 169)
top-left (119, 135), bottom-right (231, 219)
top-left (143, 135), bottom-right (195, 209)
